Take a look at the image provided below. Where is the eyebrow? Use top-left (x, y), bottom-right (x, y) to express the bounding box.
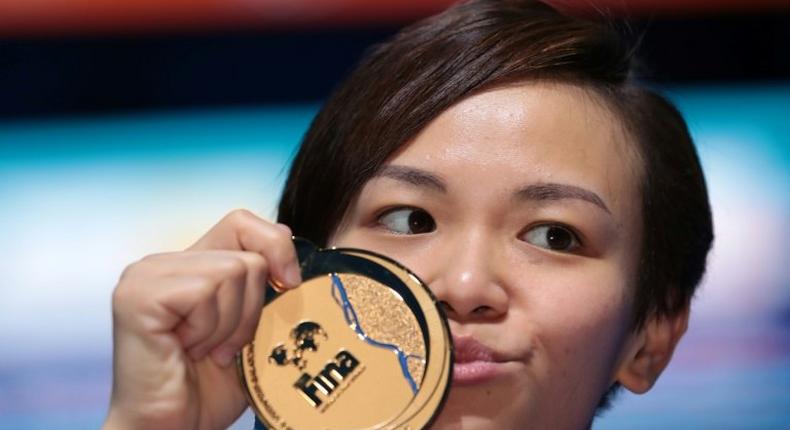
top-left (376, 165), bottom-right (447, 192)
top-left (515, 183), bottom-right (611, 214)
top-left (376, 165), bottom-right (611, 214)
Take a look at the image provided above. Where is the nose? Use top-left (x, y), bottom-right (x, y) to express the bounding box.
top-left (426, 230), bottom-right (509, 322)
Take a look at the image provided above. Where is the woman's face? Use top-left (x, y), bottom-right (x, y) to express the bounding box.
top-left (330, 82), bottom-right (645, 429)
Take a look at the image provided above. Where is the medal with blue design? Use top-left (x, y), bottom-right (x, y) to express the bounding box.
top-left (238, 238), bottom-right (453, 430)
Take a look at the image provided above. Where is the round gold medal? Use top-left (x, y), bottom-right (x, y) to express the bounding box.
top-left (238, 238), bottom-right (452, 430)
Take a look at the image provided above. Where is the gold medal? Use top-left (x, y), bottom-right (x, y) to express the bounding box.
top-left (238, 238), bottom-right (452, 430)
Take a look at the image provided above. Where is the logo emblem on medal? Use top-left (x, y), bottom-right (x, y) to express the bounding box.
top-left (269, 321), bottom-right (328, 370)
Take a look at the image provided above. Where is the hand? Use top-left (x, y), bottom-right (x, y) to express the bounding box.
top-left (103, 209), bottom-right (302, 430)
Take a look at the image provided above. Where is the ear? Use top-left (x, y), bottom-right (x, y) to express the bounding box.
top-left (614, 305), bottom-right (690, 394)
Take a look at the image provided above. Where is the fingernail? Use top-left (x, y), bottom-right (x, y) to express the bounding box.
top-left (211, 346), bottom-right (236, 368)
top-left (285, 262), bottom-right (302, 287)
top-left (270, 277), bottom-right (287, 292)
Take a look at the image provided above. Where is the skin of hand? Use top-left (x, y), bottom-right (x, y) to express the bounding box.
top-left (102, 209), bottom-right (302, 430)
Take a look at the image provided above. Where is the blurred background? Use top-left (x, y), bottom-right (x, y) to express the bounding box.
top-left (0, 0), bottom-right (788, 429)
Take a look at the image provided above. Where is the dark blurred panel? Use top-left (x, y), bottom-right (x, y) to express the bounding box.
top-left (0, 28), bottom-right (398, 118)
top-left (0, 13), bottom-right (788, 119)
top-left (634, 14), bottom-right (790, 82)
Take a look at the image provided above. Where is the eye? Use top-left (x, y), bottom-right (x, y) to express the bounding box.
top-left (522, 224), bottom-right (581, 252)
top-left (378, 207), bottom-right (436, 235)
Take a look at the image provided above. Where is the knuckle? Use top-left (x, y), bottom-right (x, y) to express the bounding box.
top-left (112, 273), bottom-right (149, 317)
top-left (191, 275), bottom-right (220, 299)
top-left (118, 264), bottom-right (137, 283)
top-left (216, 256), bottom-right (247, 278)
top-left (226, 208), bottom-right (256, 226)
top-left (118, 258), bottom-right (147, 281)
top-left (121, 252), bottom-right (172, 280)
top-left (265, 223), bottom-right (289, 243)
top-left (111, 281), bottom-right (133, 311)
top-left (243, 252), bottom-right (268, 273)
top-left (113, 257), bottom-right (157, 314)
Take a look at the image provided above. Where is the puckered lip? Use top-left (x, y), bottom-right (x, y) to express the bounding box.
top-left (452, 335), bottom-right (510, 364)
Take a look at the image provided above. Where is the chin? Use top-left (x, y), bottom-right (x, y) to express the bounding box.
top-left (430, 411), bottom-right (495, 430)
top-left (429, 385), bottom-right (525, 430)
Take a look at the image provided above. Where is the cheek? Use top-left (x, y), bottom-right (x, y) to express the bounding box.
top-left (520, 265), bottom-right (634, 386)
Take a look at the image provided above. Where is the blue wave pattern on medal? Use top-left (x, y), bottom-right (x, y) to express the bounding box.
top-left (330, 273), bottom-right (423, 393)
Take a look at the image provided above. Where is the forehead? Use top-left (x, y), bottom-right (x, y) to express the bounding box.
top-left (389, 82), bottom-right (642, 222)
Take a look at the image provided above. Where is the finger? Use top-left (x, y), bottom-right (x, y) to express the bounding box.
top-left (185, 274), bottom-right (245, 361)
top-left (209, 252), bottom-right (267, 367)
top-left (174, 255), bottom-right (247, 359)
top-left (171, 279), bottom-right (220, 350)
top-left (188, 209), bottom-right (302, 289)
top-left (113, 257), bottom-right (221, 335)
top-left (119, 252), bottom-right (248, 349)
top-left (112, 272), bottom-right (218, 363)
top-left (173, 251), bottom-right (265, 363)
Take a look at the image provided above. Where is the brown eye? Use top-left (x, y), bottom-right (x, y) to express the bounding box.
top-left (523, 224), bottom-right (580, 252)
top-left (379, 207), bottom-right (436, 235)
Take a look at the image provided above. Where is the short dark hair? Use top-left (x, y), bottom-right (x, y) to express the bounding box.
top-left (278, 0), bottom-right (713, 410)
